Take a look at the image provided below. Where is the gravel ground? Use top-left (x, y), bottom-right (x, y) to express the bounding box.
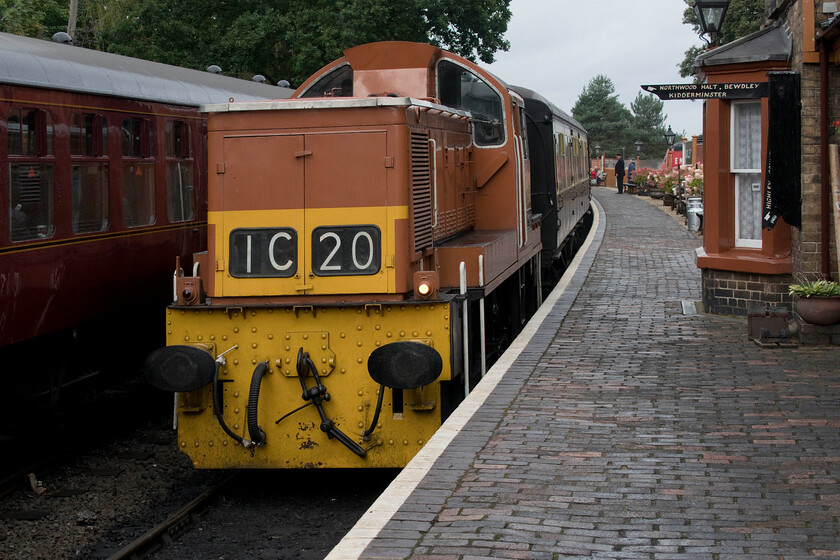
top-left (0, 414), bottom-right (395, 560)
top-left (149, 469), bottom-right (397, 560)
top-left (0, 414), bottom-right (222, 560)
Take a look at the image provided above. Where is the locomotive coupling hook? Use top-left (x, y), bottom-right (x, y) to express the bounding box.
top-left (295, 348), bottom-right (366, 458)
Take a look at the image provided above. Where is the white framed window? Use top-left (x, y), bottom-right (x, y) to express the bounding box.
top-left (731, 101), bottom-right (762, 248)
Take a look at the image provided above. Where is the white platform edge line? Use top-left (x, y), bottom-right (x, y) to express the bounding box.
top-left (325, 200), bottom-right (603, 560)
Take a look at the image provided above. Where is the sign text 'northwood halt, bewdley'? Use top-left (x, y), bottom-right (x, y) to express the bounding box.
top-left (641, 82), bottom-right (769, 100)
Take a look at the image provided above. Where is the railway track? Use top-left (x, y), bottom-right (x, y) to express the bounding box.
top-left (1, 407), bottom-right (396, 560)
top-left (106, 473), bottom-right (238, 560)
top-left (127, 469), bottom-right (398, 560)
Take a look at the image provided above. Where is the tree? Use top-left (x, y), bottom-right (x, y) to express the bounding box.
top-left (630, 92), bottom-right (668, 159)
top-left (0, 0), bottom-right (67, 38)
top-left (571, 75), bottom-right (634, 158)
top-left (88, 0), bottom-right (511, 87)
top-left (679, 0), bottom-right (764, 78)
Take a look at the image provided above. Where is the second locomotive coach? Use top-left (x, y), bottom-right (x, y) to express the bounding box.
top-left (147, 41), bottom-right (590, 469)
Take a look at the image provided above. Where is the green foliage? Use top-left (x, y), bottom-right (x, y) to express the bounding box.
top-left (572, 75), bottom-right (633, 158)
top-left (573, 76), bottom-right (670, 160)
top-left (0, 0), bottom-right (66, 38)
top-left (50, 0), bottom-right (511, 87)
top-left (679, 0), bottom-right (764, 78)
top-left (630, 92), bottom-right (668, 159)
top-left (789, 280), bottom-right (840, 298)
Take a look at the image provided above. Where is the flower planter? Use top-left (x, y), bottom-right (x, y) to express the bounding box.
top-left (663, 193), bottom-right (674, 207)
top-left (796, 296), bottom-right (840, 325)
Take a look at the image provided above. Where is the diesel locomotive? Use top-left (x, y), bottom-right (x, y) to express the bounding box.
top-left (146, 41), bottom-right (591, 469)
top-left (0, 32), bottom-right (291, 416)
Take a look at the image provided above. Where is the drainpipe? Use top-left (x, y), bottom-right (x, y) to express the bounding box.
top-left (819, 38), bottom-right (833, 280)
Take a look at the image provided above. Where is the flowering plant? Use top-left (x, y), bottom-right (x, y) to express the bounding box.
top-left (632, 167), bottom-right (655, 185)
top-left (649, 168), bottom-right (680, 193)
top-left (683, 164), bottom-right (703, 197)
top-left (833, 120), bottom-right (840, 135)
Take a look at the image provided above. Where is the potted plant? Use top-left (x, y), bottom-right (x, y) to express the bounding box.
top-left (684, 164), bottom-right (703, 198)
top-left (661, 171), bottom-right (677, 207)
top-left (632, 168), bottom-right (654, 195)
top-left (789, 279), bottom-right (840, 325)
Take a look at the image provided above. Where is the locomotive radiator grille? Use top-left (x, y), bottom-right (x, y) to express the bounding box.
top-left (410, 130), bottom-right (433, 253)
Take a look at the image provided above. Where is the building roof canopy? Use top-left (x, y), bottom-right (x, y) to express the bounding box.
top-left (694, 23), bottom-right (791, 72)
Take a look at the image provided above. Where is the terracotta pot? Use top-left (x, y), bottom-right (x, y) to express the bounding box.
top-left (796, 296), bottom-right (840, 325)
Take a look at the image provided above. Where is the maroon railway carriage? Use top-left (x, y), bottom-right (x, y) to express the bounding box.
top-left (0, 32), bottom-right (291, 411)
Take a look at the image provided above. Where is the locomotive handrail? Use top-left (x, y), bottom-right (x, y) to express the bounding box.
top-left (429, 138), bottom-right (439, 228)
top-left (211, 345), bottom-right (257, 450)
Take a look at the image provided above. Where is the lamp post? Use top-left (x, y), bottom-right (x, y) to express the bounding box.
top-left (634, 139), bottom-right (643, 169)
top-left (693, 0), bottom-right (731, 45)
top-left (594, 144), bottom-right (603, 183)
top-left (664, 126), bottom-right (681, 199)
top-left (664, 126), bottom-right (676, 147)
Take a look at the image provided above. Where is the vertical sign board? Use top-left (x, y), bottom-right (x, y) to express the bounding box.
top-left (762, 72), bottom-right (801, 230)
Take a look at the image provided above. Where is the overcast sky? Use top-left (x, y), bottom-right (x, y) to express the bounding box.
top-left (486, 0), bottom-right (704, 140)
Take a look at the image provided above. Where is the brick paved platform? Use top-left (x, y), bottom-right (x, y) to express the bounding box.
top-left (329, 187), bottom-right (840, 560)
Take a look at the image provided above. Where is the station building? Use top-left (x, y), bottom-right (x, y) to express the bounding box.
top-left (694, 0), bottom-right (839, 344)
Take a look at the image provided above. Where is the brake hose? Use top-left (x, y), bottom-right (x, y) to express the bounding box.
top-left (361, 384), bottom-right (385, 440)
top-left (212, 355), bottom-right (254, 449)
top-left (247, 362), bottom-right (269, 446)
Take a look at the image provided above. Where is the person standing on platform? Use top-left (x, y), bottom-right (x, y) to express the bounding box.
top-left (615, 153), bottom-right (625, 194)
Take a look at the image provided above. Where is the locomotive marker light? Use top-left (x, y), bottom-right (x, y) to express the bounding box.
top-left (413, 271), bottom-right (439, 299)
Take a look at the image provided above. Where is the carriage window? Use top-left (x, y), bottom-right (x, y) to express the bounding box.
top-left (165, 121), bottom-right (191, 158)
top-left (438, 60), bottom-right (504, 146)
top-left (122, 163), bottom-right (155, 227)
top-left (121, 117), bottom-right (152, 158)
top-left (299, 64), bottom-right (353, 98)
top-left (69, 113), bottom-right (110, 234)
top-left (8, 107), bottom-right (55, 241)
top-left (9, 164), bottom-right (55, 241)
top-left (165, 121), bottom-right (195, 222)
top-left (8, 108), bottom-right (53, 156)
top-left (71, 113), bottom-right (107, 157)
top-left (72, 163), bottom-right (109, 234)
top-left (121, 117), bottom-right (155, 227)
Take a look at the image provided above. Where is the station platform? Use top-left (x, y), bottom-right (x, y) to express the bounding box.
top-left (328, 187), bottom-right (840, 559)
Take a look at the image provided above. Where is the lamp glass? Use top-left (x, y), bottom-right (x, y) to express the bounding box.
top-left (693, 0), bottom-right (730, 35)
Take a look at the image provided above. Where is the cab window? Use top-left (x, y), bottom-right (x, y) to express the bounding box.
top-left (437, 60), bottom-right (505, 146)
top-left (299, 64), bottom-right (353, 98)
